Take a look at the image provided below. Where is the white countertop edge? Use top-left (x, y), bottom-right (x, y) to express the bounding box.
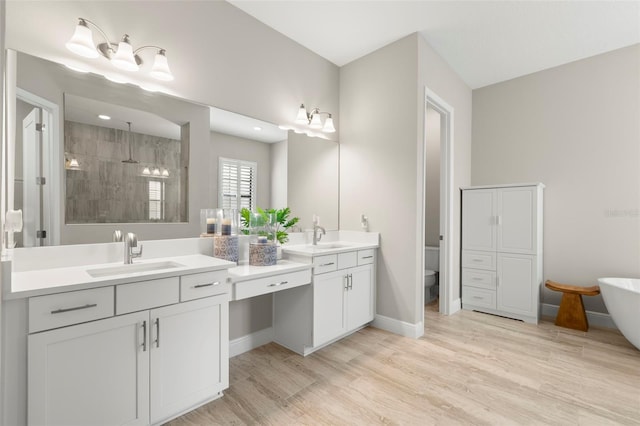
top-left (228, 260), bottom-right (312, 283)
top-left (281, 241), bottom-right (379, 257)
top-left (6, 254), bottom-right (235, 300)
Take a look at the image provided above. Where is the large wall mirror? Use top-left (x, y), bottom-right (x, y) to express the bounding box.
top-left (4, 49), bottom-right (339, 248)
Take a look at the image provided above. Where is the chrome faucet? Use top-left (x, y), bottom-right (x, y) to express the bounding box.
top-left (312, 224), bottom-right (326, 245)
top-left (124, 232), bottom-right (143, 264)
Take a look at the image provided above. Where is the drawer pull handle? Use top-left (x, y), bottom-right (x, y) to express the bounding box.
top-left (472, 277), bottom-right (483, 281)
top-left (51, 303), bottom-right (98, 314)
top-left (268, 281), bottom-right (289, 287)
top-left (193, 281), bottom-right (220, 289)
top-left (472, 259), bottom-right (483, 262)
top-left (141, 320), bottom-right (147, 352)
top-left (361, 256), bottom-right (373, 259)
top-left (472, 296), bottom-right (484, 299)
top-left (319, 262), bottom-right (335, 267)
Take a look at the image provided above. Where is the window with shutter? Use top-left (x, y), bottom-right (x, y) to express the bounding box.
top-left (149, 180), bottom-right (164, 220)
top-left (218, 157), bottom-right (257, 211)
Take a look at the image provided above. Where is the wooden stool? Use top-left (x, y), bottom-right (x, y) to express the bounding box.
top-left (545, 280), bottom-right (600, 331)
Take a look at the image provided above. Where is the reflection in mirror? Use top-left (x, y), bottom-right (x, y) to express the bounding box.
top-left (5, 50), bottom-right (340, 248)
top-left (64, 94), bottom-right (187, 224)
top-left (209, 108), bottom-right (339, 232)
top-left (9, 50), bottom-right (196, 247)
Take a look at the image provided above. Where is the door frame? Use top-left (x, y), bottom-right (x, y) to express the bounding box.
top-left (16, 88), bottom-right (60, 246)
top-left (421, 87), bottom-right (454, 317)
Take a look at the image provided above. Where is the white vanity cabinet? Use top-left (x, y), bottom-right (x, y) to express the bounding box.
top-left (28, 310), bottom-right (150, 426)
top-left (275, 247), bottom-right (376, 356)
top-left (150, 294), bottom-right (228, 424)
top-left (461, 184), bottom-right (544, 323)
top-left (26, 268), bottom-right (230, 426)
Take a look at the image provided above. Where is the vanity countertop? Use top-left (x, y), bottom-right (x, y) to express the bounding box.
top-left (228, 260), bottom-right (312, 282)
top-left (7, 254), bottom-right (235, 300)
top-left (282, 241), bottom-right (379, 257)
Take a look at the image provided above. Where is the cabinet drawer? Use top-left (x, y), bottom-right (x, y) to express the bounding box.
top-left (181, 270), bottom-right (230, 302)
top-left (462, 250), bottom-right (496, 270)
top-left (29, 286), bottom-right (114, 333)
top-left (314, 254), bottom-right (338, 275)
top-left (234, 269), bottom-right (311, 301)
top-left (462, 286), bottom-right (496, 309)
top-left (116, 277), bottom-right (179, 315)
top-left (462, 268), bottom-right (496, 290)
top-left (338, 251), bottom-right (357, 269)
top-left (357, 249), bottom-right (375, 265)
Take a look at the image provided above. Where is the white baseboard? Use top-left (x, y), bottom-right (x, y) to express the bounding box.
top-left (229, 327), bottom-right (274, 357)
top-left (372, 314), bottom-right (424, 339)
top-left (541, 303), bottom-right (617, 330)
top-left (449, 298), bottom-right (461, 314)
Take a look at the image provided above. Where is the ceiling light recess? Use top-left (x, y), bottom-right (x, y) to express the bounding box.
top-left (65, 17), bottom-right (174, 81)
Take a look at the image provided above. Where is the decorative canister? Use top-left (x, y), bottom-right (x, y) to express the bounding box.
top-left (249, 242), bottom-right (277, 266)
top-left (213, 235), bottom-right (239, 262)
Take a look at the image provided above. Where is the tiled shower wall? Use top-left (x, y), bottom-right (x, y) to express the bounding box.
top-left (65, 121), bottom-right (185, 223)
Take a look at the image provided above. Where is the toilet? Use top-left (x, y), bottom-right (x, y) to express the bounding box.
top-left (424, 246), bottom-right (440, 303)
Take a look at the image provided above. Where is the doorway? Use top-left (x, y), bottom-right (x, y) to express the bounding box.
top-left (13, 89), bottom-right (61, 247)
top-left (422, 88), bottom-right (454, 318)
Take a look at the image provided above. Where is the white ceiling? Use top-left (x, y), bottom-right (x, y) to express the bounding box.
top-left (229, 1), bottom-right (640, 89)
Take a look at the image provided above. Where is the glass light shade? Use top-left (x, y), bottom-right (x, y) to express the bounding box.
top-left (162, 169), bottom-right (169, 177)
top-left (309, 113), bottom-right (323, 129)
top-left (152, 168), bottom-right (161, 176)
top-left (295, 105), bottom-right (308, 124)
top-left (142, 167), bottom-right (151, 175)
top-left (322, 117), bottom-right (336, 133)
top-left (69, 158), bottom-right (80, 168)
top-left (66, 21), bottom-right (99, 58)
top-left (111, 39), bottom-right (139, 71)
top-left (150, 51), bottom-right (174, 81)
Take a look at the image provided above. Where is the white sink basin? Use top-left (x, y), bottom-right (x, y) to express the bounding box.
top-left (86, 261), bottom-right (185, 278)
top-left (308, 242), bottom-right (353, 251)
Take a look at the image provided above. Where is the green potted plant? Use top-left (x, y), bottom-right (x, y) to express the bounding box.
top-left (240, 207), bottom-right (300, 245)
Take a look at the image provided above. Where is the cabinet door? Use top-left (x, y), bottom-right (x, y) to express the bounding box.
top-left (462, 189), bottom-right (497, 251)
top-left (497, 253), bottom-right (536, 317)
top-left (28, 311), bottom-right (149, 426)
top-left (497, 186), bottom-right (537, 254)
top-left (150, 294), bottom-right (229, 424)
top-left (313, 271), bottom-right (347, 347)
top-left (346, 265), bottom-right (374, 330)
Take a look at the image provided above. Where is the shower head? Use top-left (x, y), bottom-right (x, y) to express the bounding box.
top-left (122, 121), bottom-right (139, 164)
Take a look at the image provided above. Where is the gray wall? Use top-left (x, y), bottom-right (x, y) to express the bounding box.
top-left (5, 1), bottom-right (340, 141)
top-left (425, 107), bottom-right (440, 247)
top-left (287, 132), bottom-right (339, 231)
top-left (340, 33), bottom-right (472, 326)
top-left (472, 44), bottom-right (640, 313)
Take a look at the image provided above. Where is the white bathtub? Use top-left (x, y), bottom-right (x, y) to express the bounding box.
top-left (597, 278), bottom-right (640, 350)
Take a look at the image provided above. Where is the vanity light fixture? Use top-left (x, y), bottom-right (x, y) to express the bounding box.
top-left (66, 18), bottom-right (174, 81)
top-left (295, 104), bottom-right (336, 133)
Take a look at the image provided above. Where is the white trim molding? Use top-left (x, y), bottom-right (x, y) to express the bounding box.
top-left (372, 314), bottom-right (424, 339)
top-left (229, 327), bottom-right (274, 358)
top-left (541, 304), bottom-right (617, 330)
top-left (449, 298), bottom-right (461, 315)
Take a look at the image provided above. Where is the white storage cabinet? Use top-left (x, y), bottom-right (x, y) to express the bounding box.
top-left (461, 184), bottom-right (544, 323)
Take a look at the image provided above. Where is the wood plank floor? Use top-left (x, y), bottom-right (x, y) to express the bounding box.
top-left (167, 303), bottom-right (640, 425)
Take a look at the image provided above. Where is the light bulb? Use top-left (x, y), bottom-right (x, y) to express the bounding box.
top-left (322, 116), bottom-right (336, 133)
top-left (295, 104), bottom-right (308, 124)
top-left (150, 50), bottom-right (174, 81)
top-left (66, 19), bottom-right (99, 58)
top-left (111, 35), bottom-right (139, 71)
